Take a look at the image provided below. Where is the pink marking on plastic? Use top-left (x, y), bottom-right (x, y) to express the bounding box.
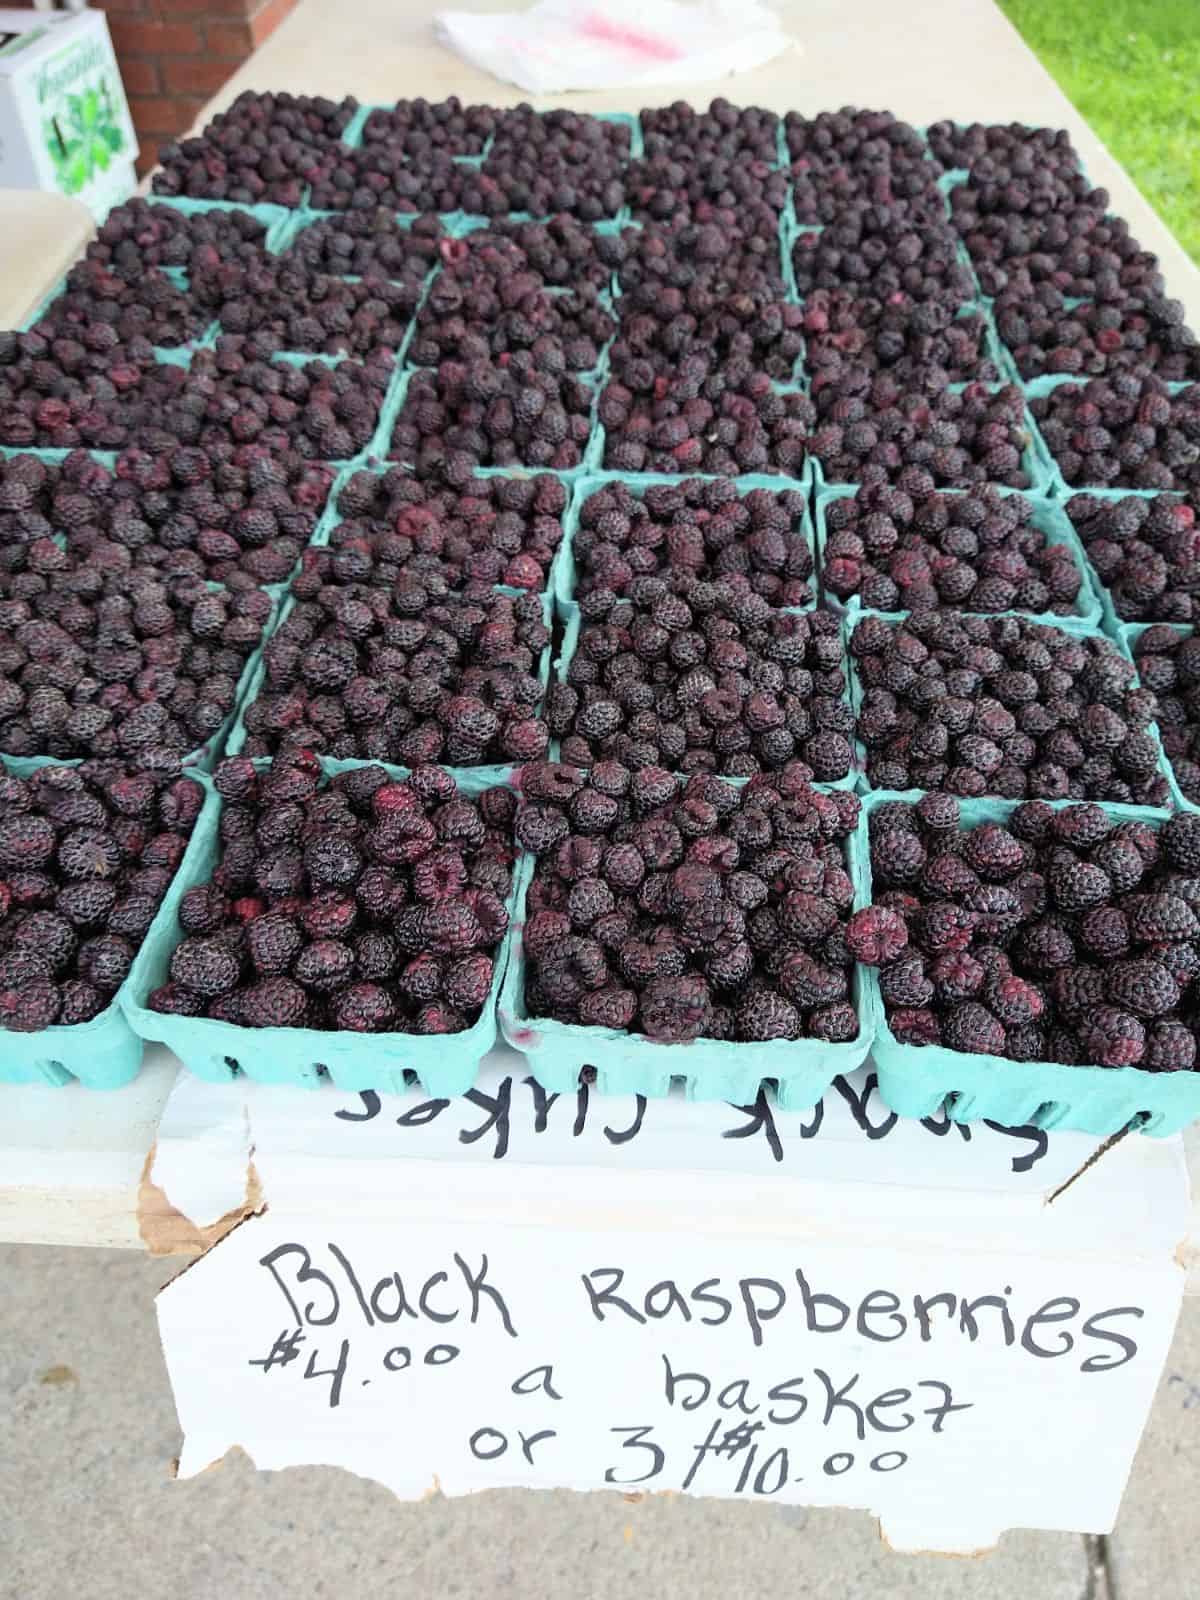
top-left (500, 1010), bottom-right (540, 1049)
top-left (578, 11), bottom-right (683, 61)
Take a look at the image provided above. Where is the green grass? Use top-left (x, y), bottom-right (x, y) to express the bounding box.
top-left (997, 0), bottom-right (1200, 264)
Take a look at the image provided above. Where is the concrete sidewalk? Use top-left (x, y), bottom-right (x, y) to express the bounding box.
top-left (1, 1242), bottom-right (1195, 1599)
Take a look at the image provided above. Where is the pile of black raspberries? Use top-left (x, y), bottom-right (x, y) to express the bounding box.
top-left (808, 381), bottom-right (1036, 490)
top-left (1132, 626), bottom-right (1200, 805)
top-left (569, 478), bottom-right (814, 608)
top-left (515, 760), bottom-right (861, 1044)
top-left (786, 109), bottom-right (944, 225)
top-left (410, 271), bottom-right (614, 372)
top-left (613, 220), bottom-right (784, 299)
top-left (854, 795), bottom-right (1200, 1071)
top-left (992, 284), bottom-right (1200, 383)
top-left (237, 589), bottom-right (550, 766)
top-left (0, 758), bottom-right (202, 1032)
top-left (791, 211), bottom-right (975, 309)
top-left (390, 358), bottom-right (594, 473)
top-left (0, 445), bottom-right (332, 588)
top-left (599, 364), bottom-right (812, 476)
top-left (284, 210), bottom-right (445, 282)
top-left (191, 255), bottom-right (424, 358)
top-left (147, 751), bottom-right (512, 1034)
top-left (324, 466), bottom-right (567, 597)
top-left (548, 591), bottom-right (853, 780)
top-left (0, 327), bottom-right (192, 450)
top-left (31, 257), bottom-right (209, 352)
top-left (86, 198), bottom-right (271, 278)
top-left (298, 107), bottom-right (631, 220)
top-left (851, 609), bottom-right (1171, 806)
top-left (1030, 375), bottom-right (1200, 492)
top-left (821, 481), bottom-right (1087, 616)
top-left (152, 91), bottom-right (359, 208)
top-left (0, 558), bottom-right (270, 762)
top-left (358, 96), bottom-right (496, 159)
top-left (171, 343), bottom-right (393, 461)
top-left (1065, 492), bottom-right (1200, 624)
top-left (800, 293), bottom-right (1000, 387)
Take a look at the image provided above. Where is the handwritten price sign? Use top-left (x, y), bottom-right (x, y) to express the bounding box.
top-left (158, 1215), bottom-right (1180, 1550)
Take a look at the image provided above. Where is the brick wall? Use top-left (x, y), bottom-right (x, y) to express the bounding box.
top-left (86, 0), bottom-right (300, 172)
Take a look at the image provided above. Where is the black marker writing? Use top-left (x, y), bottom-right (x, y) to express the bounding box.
top-left (831, 1074), bottom-right (898, 1140)
top-left (335, 1091), bottom-right (380, 1123)
top-left (724, 1089), bottom-right (783, 1163)
top-left (398, 1097), bottom-right (450, 1129)
top-left (525, 1077), bottom-right (559, 1133)
top-left (604, 1096), bottom-right (648, 1146)
top-left (460, 1079), bottom-right (512, 1160)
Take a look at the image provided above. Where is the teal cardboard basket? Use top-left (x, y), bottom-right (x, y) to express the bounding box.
top-left (814, 482), bottom-right (1104, 631)
top-left (551, 601), bottom-right (860, 792)
top-left (122, 761), bottom-right (522, 1095)
top-left (225, 589), bottom-right (552, 778)
top-left (1025, 376), bottom-right (1200, 500)
top-left (809, 385), bottom-right (1057, 499)
top-left (857, 790), bottom-right (1200, 1137)
top-left (0, 578), bottom-right (277, 776)
top-left (498, 788), bottom-right (874, 1106)
top-left (553, 470), bottom-right (818, 620)
top-left (0, 762), bottom-right (217, 1089)
top-left (846, 607), bottom-right (1178, 811)
top-left (1123, 621), bottom-right (1200, 814)
top-left (1054, 489), bottom-right (1190, 641)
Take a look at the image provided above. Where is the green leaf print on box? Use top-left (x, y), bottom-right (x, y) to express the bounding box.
top-left (44, 78), bottom-right (125, 194)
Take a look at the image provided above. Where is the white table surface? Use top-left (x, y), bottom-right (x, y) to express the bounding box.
top-left (0, 188), bottom-right (94, 329)
top-left (0, 1048), bottom-right (177, 1250)
top-left (4, 0), bottom-right (1200, 1251)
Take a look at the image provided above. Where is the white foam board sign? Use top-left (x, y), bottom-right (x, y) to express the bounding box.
top-left (0, 9), bottom-right (136, 219)
top-left (155, 1052), bottom-right (1190, 1552)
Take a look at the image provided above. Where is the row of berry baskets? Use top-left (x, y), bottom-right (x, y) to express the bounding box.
top-left (12, 748), bottom-right (1200, 1142)
top-left (4, 471), bottom-right (1198, 1123)
top-left (9, 464), bottom-right (1200, 1126)
top-left (19, 187), bottom-right (1130, 496)
top-left (201, 476), bottom-right (1190, 817)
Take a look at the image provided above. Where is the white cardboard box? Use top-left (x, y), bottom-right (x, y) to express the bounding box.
top-left (0, 8), bottom-right (136, 220)
top-left (153, 1051), bottom-right (1190, 1553)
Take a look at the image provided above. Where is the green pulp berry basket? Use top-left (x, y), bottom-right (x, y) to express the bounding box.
top-left (858, 789), bottom-right (1200, 1137)
top-left (224, 590), bottom-right (553, 783)
top-left (1051, 487), bottom-right (1189, 642)
top-left (550, 602), bottom-right (860, 792)
top-left (0, 762), bottom-right (217, 1088)
top-left (553, 471), bottom-right (818, 620)
top-left (1024, 375), bottom-right (1200, 501)
top-left (844, 606), bottom-right (1179, 812)
top-left (122, 760), bottom-right (521, 1096)
top-left (1123, 621), bottom-right (1200, 814)
top-left (498, 790), bottom-right (874, 1106)
top-left (814, 482), bottom-right (1104, 632)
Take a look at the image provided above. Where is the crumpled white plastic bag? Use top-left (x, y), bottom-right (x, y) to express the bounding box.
top-left (433, 0), bottom-right (794, 94)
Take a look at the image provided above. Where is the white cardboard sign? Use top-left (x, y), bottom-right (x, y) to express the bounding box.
top-left (156, 1056), bottom-right (1187, 1554)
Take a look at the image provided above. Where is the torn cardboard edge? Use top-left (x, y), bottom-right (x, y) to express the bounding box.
top-left (1044, 1122), bottom-right (1138, 1207)
top-left (137, 1141), bottom-right (265, 1257)
top-left (162, 1440), bottom-right (1002, 1555)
